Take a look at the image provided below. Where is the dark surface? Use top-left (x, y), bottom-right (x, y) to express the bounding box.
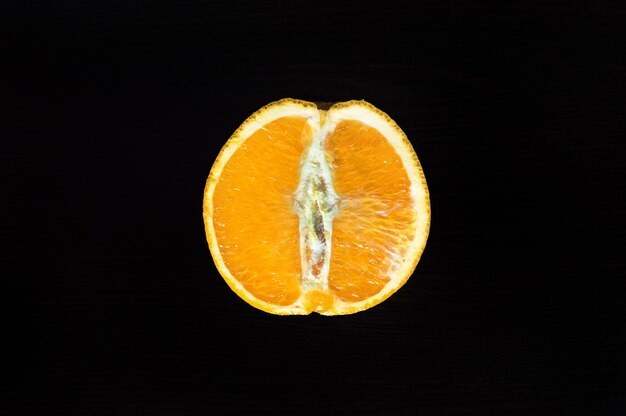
top-left (7, 1), bottom-right (626, 415)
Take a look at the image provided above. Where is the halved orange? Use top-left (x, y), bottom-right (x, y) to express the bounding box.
top-left (203, 98), bottom-right (430, 315)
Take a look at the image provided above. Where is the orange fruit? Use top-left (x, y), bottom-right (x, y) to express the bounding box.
top-left (203, 98), bottom-right (430, 315)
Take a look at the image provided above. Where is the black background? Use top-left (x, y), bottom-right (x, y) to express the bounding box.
top-left (7, 1), bottom-right (626, 414)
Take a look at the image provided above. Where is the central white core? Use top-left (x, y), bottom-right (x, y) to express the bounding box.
top-left (293, 120), bottom-right (339, 290)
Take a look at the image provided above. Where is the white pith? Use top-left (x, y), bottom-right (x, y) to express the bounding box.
top-left (205, 100), bottom-right (430, 315)
top-left (294, 119), bottom-right (339, 291)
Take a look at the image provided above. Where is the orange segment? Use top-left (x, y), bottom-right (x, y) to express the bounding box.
top-left (326, 120), bottom-right (416, 302)
top-left (302, 289), bottom-right (335, 314)
top-left (212, 116), bottom-right (313, 305)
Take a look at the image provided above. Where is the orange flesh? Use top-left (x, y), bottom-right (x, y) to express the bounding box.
top-left (212, 116), bottom-right (416, 307)
top-left (212, 117), bottom-right (311, 305)
top-left (326, 120), bottom-right (416, 302)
